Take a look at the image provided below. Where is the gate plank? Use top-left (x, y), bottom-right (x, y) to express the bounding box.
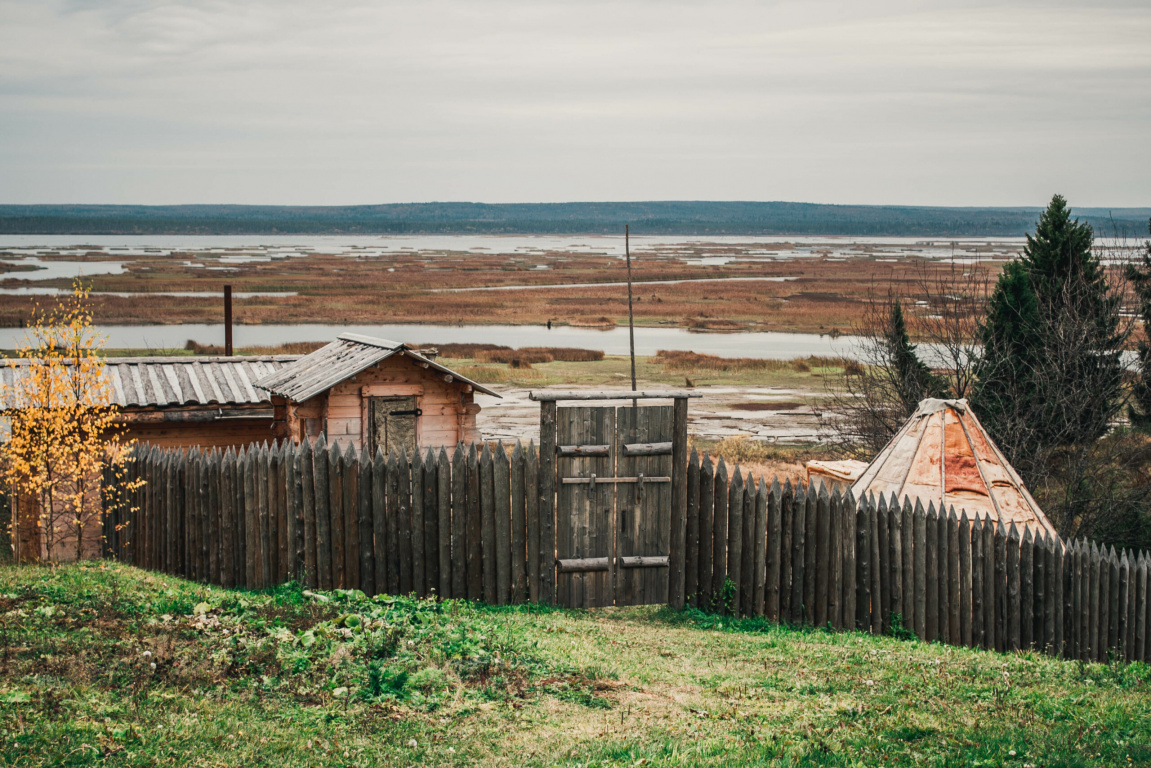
top-left (539, 400), bottom-right (558, 604)
top-left (669, 397), bottom-right (689, 610)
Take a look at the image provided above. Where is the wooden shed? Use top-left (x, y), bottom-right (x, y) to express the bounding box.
top-left (0, 354), bottom-right (295, 451)
top-left (254, 333), bottom-right (499, 455)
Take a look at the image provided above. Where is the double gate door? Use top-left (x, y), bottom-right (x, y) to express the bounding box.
top-left (556, 405), bottom-right (675, 608)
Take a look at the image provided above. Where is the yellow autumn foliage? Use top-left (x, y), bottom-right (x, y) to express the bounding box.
top-left (0, 281), bottom-right (142, 561)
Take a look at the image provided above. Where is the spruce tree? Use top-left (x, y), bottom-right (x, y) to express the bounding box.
top-left (973, 194), bottom-right (1125, 468)
top-left (885, 299), bottom-right (947, 411)
top-left (1126, 220), bottom-right (1151, 431)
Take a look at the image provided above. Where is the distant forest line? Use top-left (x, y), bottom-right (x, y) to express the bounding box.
top-left (1, 201), bottom-right (1149, 237)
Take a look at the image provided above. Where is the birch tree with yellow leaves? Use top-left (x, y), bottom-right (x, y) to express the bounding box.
top-left (1, 282), bottom-right (139, 561)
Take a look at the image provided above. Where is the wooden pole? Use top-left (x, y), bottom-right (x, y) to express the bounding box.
top-left (625, 225), bottom-right (637, 398)
top-left (223, 285), bottom-right (233, 356)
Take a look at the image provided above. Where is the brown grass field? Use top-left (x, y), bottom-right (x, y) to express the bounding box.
top-left (0, 241), bottom-right (1018, 334)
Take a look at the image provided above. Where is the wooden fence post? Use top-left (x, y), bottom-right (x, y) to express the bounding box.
top-left (385, 450), bottom-right (401, 595)
top-left (698, 455), bottom-right (715, 610)
top-left (371, 447), bottom-right (387, 595)
top-left (713, 458), bottom-right (729, 612)
top-left (494, 443), bottom-right (511, 605)
top-left (480, 444), bottom-right (497, 603)
top-left (1006, 522), bottom-right (1021, 652)
top-left (685, 450), bottom-right (701, 609)
top-left (842, 490), bottom-right (857, 631)
top-left (424, 448), bottom-right (440, 597)
top-left (466, 444), bottom-right (482, 601)
top-left (451, 444), bottom-right (468, 599)
top-left (539, 400), bottom-right (557, 605)
top-left (357, 446), bottom-right (374, 595)
top-left (740, 474), bottom-right (756, 617)
top-left (1020, 526), bottom-right (1034, 650)
top-left (925, 503), bottom-right (939, 642)
top-left (753, 477), bottom-right (768, 618)
top-left (856, 496), bottom-right (871, 632)
top-left (959, 510), bottom-right (971, 647)
top-left (814, 485), bottom-right (830, 628)
top-left (525, 442), bottom-right (539, 603)
top-left (971, 513), bottom-right (984, 648)
top-left (805, 483), bottom-right (819, 627)
top-left (947, 508), bottom-right (961, 646)
top-left (875, 495), bottom-right (890, 633)
top-left (766, 479), bottom-right (782, 621)
top-left (792, 481), bottom-right (808, 624)
top-left (726, 468), bottom-right (744, 615)
top-left (409, 448), bottom-right (423, 595)
top-left (510, 443), bottom-right (526, 603)
top-left (826, 488), bottom-right (841, 629)
top-left (669, 397), bottom-right (689, 611)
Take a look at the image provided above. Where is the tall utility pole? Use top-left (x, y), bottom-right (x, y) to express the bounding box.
top-left (626, 225), bottom-right (637, 396)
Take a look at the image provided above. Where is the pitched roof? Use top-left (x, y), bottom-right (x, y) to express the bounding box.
top-left (0, 355), bottom-right (294, 409)
top-left (851, 398), bottom-right (1058, 538)
top-left (254, 333), bottom-right (499, 402)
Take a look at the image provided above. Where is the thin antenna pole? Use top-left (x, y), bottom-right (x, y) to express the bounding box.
top-left (626, 225), bottom-right (637, 396)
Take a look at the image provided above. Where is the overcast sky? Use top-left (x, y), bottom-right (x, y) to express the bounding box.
top-left (1, 0), bottom-right (1148, 207)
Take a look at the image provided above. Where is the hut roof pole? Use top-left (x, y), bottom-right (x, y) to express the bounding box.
top-left (626, 225), bottom-right (637, 397)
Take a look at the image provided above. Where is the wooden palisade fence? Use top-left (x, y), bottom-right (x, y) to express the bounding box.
top-left (103, 440), bottom-right (1151, 664)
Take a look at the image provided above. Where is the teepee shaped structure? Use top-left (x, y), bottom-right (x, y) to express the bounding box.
top-left (851, 398), bottom-right (1058, 538)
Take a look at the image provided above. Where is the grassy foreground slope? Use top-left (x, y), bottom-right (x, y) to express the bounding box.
top-left (1, 564), bottom-right (1147, 767)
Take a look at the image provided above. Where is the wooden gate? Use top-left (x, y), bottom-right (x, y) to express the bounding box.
top-left (535, 391), bottom-right (694, 609)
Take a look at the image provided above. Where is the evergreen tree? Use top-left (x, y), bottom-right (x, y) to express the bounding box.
top-left (885, 299), bottom-right (947, 411)
top-left (1126, 220), bottom-right (1151, 431)
top-left (973, 194), bottom-right (1125, 469)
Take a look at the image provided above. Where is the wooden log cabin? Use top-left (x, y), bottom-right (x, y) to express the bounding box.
top-left (0, 333), bottom-right (496, 561)
top-left (254, 333), bottom-right (498, 455)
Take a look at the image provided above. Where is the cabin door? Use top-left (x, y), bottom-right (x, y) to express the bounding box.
top-left (369, 396), bottom-right (419, 457)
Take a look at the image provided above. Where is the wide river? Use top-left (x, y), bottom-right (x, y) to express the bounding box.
top-left (0, 233), bottom-right (1018, 360)
top-left (0, 322), bottom-right (868, 360)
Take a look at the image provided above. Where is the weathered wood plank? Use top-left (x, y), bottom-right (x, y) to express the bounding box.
top-left (698, 455), bottom-right (715, 610)
top-left (712, 458), bottom-right (729, 612)
top-left (875, 495), bottom-right (890, 633)
top-left (424, 448), bottom-right (439, 597)
top-left (538, 400), bottom-right (558, 604)
top-left (510, 443), bottom-right (526, 603)
top-left (971, 514), bottom-right (984, 649)
top-left (385, 451), bottom-right (401, 595)
top-left (779, 480), bottom-right (793, 621)
top-left (1006, 522), bottom-right (1021, 652)
top-left (815, 485), bottom-right (831, 628)
top-left (765, 479), bottom-right (782, 621)
top-left (791, 481), bottom-right (807, 624)
top-left (888, 494), bottom-right (903, 635)
top-left (753, 477), bottom-right (768, 618)
top-left (525, 442), bottom-right (539, 603)
top-left (947, 508), bottom-right (961, 646)
top-left (842, 490), bottom-right (857, 631)
top-left (438, 447), bottom-right (453, 599)
top-left (494, 443), bottom-right (512, 605)
top-left (480, 444), bottom-right (497, 602)
top-left (328, 444), bottom-right (345, 588)
top-left (409, 449), bottom-right (424, 595)
top-left (669, 397), bottom-right (689, 610)
top-left (925, 503), bottom-right (939, 642)
top-left (856, 497), bottom-right (871, 632)
top-left (726, 468), bottom-right (744, 615)
top-left (395, 448), bottom-right (412, 594)
top-left (685, 450), bottom-right (701, 608)
top-left (465, 445), bottom-right (482, 601)
top-left (451, 444), bottom-right (467, 600)
top-left (357, 446), bottom-right (375, 595)
top-left (372, 448), bottom-right (387, 594)
top-left (1020, 525), bottom-right (1034, 651)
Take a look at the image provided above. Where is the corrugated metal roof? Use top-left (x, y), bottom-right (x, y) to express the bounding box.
top-left (0, 355), bottom-right (297, 409)
top-left (254, 332), bottom-right (499, 401)
top-left (850, 398), bottom-right (1058, 538)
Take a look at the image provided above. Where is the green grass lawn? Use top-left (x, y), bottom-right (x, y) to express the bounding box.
top-left (1, 563), bottom-right (1147, 767)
